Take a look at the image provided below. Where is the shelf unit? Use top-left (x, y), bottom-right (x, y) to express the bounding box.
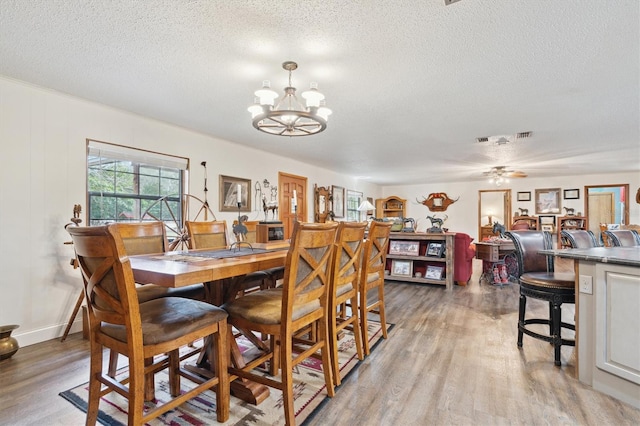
top-left (512, 215), bottom-right (539, 230)
top-left (384, 232), bottom-right (455, 290)
top-left (375, 196), bottom-right (406, 219)
top-left (557, 216), bottom-right (588, 247)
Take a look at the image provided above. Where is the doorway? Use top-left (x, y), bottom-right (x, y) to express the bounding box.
top-left (278, 172), bottom-right (307, 239)
top-left (478, 189), bottom-right (512, 241)
top-left (585, 184), bottom-right (630, 240)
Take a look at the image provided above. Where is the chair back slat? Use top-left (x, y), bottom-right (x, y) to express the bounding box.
top-left (281, 222), bottom-right (338, 324)
top-left (68, 225), bottom-right (143, 336)
top-left (360, 221), bottom-right (393, 289)
top-left (234, 220), bottom-right (259, 243)
top-left (505, 230), bottom-right (554, 276)
top-left (118, 221), bottom-right (168, 255)
top-left (186, 220), bottom-right (229, 249)
top-left (332, 222), bottom-right (367, 297)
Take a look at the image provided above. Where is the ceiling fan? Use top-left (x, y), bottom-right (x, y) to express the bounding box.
top-left (483, 166), bottom-right (527, 186)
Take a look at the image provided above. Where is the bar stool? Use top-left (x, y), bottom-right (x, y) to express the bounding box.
top-left (505, 231), bottom-right (575, 366)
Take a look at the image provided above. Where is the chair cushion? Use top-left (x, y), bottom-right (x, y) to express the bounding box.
top-left (136, 283), bottom-right (205, 303)
top-left (223, 288), bottom-right (320, 325)
top-left (520, 272), bottom-right (575, 290)
top-left (100, 297), bottom-right (227, 345)
top-left (336, 282), bottom-right (353, 297)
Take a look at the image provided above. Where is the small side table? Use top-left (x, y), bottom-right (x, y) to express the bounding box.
top-left (475, 241), bottom-right (518, 285)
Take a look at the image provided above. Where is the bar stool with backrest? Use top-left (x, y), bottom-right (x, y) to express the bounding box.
top-left (359, 220), bottom-right (393, 356)
top-left (223, 221), bottom-right (338, 426)
top-left (603, 229), bottom-right (640, 247)
top-left (505, 230), bottom-right (576, 366)
top-left (561, 229), bottom-right (599, 249)
top-left (327, 221), bottom-right (367, 386)
top-left (67, 224), bottom-right (229, 425)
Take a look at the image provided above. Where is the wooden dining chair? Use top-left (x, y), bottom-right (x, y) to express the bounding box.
top-left (235, 219), bottom-right (285, 290)
top-left (328, 221), bottom-right (366, 386)
top-left (68, 224), bottom-right (229, 425)
top-left (109, 221), bottom-right (206, 379)
top-left (223, 221), bottom-right (339, 426)
top-left (186, 220), bottom-right (271, 300)
top-left (359, 220), bottom-right (393, 355)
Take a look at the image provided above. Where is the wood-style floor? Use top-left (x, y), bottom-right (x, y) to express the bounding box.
top-left (1, 260), bottom-right (639, 425)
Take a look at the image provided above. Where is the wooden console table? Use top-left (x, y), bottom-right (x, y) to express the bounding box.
top-left (475, 241), bottom-right (517, 285)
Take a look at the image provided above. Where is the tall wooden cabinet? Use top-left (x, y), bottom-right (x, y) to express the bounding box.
top-left (375, 196), bottom-right (406, 219)
top-left (384, 232), bottom-right (455, 290)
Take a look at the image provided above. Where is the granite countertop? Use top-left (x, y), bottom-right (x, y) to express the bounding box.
top-left (539, 247), bottom-right (640, 267)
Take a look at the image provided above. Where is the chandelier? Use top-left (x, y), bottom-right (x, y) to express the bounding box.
top-left (248, 61), bottom-right (331, 137)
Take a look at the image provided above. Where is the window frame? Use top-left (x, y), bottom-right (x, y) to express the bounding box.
top-left (86, 140), bottom-right (188, 227)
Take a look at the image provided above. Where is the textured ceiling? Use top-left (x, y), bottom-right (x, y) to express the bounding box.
top-left (0, 0), bottom-right (638, 185)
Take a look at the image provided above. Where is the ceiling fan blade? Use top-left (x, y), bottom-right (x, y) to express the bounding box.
top-left (505, 171), bottom-right (527, 178)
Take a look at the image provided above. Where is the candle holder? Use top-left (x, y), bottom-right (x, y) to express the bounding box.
top-left (230, 201), bottom-right (252, 252)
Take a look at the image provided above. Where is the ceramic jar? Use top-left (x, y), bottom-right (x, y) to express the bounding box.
top-left (0, 324), bottom-right (20, 360)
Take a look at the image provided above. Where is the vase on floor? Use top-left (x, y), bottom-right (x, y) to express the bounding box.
top-left (0, 324), bottom-right (20, 360)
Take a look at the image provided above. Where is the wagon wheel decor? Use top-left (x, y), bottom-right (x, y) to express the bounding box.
top-left (141, 194), bottom-right (216, 251)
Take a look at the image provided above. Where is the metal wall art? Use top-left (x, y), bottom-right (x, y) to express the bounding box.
top-left (417, 192), bottom-right (459, 211)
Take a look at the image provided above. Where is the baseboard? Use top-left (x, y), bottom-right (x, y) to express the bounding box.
top-left (13, 318), bottom-right (83, 347)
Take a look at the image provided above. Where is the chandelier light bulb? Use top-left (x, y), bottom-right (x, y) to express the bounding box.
top-left (301, 82), bottom-right (325, 108)
top-left (254, 80), bottom-right (278, 106)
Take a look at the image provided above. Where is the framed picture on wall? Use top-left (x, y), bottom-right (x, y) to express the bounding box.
top-left (535, 188), bottom-right (561, 214)
top-left (332, 185), bottom-right (345, 218)
top-left (563, 188), bottom-right (580, 199)
top-left (219, 175), bottom-right (251, 212)
top-left (517, 191), bottom-right (531, 202)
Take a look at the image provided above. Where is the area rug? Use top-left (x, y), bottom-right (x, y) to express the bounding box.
top-left (60, 321), bottom-right (392, 425)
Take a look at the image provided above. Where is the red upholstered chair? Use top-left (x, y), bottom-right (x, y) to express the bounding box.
top-left (454, 233), bottom-right (475, 286)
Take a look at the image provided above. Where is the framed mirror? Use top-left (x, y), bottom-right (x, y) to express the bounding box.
top-left (478, 189), bottom-right (512, 241)
top-left (584, 184), bottom-right (630, 240)
top-left (314, 185), bottom-right (331, 223)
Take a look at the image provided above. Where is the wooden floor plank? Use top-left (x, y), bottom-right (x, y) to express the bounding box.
top-left (1, 259), bottom-right (639, 425)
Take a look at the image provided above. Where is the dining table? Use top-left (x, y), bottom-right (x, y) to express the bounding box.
top-left (129, 243), bottom-right (289, 405)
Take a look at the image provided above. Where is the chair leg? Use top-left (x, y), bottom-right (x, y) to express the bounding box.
top-left (517, 293), bottom-right (526, 347)
top-left (144, 357), bottom-right (156, 401)
top-left (107, 350), bottom-right (118, 378)
top-left (86, 342), bottom-right (103, 426)
top-left (128, 353), bottom-right (145, 425)
top-left (318, 316), bottom-right (335, 398)
top-left (360, 295), bottom-right (371, 356)
top-left (552, 301), bottom-right (563, 366)
top-left (377, 286), bottom-right (388, 340)
top-left (350, 295), bottom-right (364, 362)
top-left (213, 321), bottom-right (230, 422)
top-left (281, 333), bottom-right (295, 426)
top-left (548, 301), bottom-right (554, 338)
top-left (168, 350), bottom-right (180, 397)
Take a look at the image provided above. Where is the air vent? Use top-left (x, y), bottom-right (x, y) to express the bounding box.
top-left (516, 131), bottom-right (533, 139)
top-left (476, 131), bottom-right (533, 144)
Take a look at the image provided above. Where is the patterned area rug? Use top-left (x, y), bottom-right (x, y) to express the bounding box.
top-left (60, 321), bottom-right (391, 425)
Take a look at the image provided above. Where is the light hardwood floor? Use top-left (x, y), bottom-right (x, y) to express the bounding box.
top-left (1, 259), bottom-right (639, 425)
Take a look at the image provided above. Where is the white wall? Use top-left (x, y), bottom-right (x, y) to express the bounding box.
top-left (382, 173), bottom-right (640, 239)
top-left (0, 76), bottom-right (380, 346)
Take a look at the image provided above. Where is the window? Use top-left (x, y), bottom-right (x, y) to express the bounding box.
top-left (87, 140), bottom-right (188, 231)
top-left (346, 190), bottom-right (363, 222)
